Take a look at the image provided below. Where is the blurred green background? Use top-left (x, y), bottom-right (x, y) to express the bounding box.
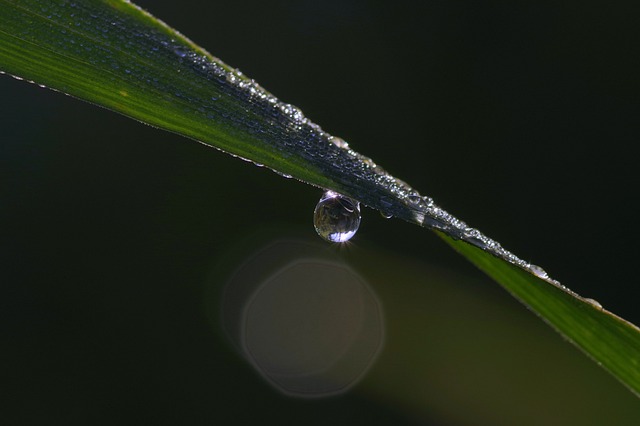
top-left (1, 0), bottom-right (639, 424)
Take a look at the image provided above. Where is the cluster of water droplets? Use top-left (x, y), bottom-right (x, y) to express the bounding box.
top-left (170, 9), bottom-right (558, 286)
top-left (310, 182), bottom-right (559, 285)
top-left (300, 126), bottom-right (559, 283)
top-left (6, 0), bottom-right (559, 286)
top-left (163, 44), bottom-right (535, 273)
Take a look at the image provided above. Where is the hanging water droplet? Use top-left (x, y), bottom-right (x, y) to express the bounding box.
top-left (314, 191), bottom-right (361, 243)
top-left (380, 211), bottom-right (393, 219)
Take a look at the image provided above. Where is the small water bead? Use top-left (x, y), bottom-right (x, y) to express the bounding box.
top-left (330, 136), bottom-right (349, 149)
top-left (584, 298), bottom-right (603, 309)
top-left (314, 191), bottom-right (361, 243)
top-left (361, 157), bottom-right (377, 169)
top-left (529, 264), bottom-right (549, 279)
top-left (463, 228), bottom-right (488, 249)
top-left (275, 170), bottom-right (293, 179)
top-left (407, 194), bottom-right (422, 205)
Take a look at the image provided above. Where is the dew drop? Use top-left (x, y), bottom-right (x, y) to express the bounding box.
top-left (529, 264), bottom-right (549, 279)
top-left (275, 171), bottom-right (292, 179)
top-left (313, 191), bottom-right (361, 243)
top-left (407, 194), bottom-right (422, 205)
top-left (362, 156), bottom-right (377, 169)
top-left (380, 211), bottom-right (393, 219)
top-left (330, 136), bottom-right (349, 149)
top-left (584, 298), bottom-right (603, 309)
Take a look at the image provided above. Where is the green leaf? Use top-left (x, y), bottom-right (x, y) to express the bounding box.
top-left (1, 0), bottom-right (639, 396)
top-left (443, 233), bottom-right (640, 397)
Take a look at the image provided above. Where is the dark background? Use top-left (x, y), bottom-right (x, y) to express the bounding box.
top-left (2, 0), bottom-right (639, 424)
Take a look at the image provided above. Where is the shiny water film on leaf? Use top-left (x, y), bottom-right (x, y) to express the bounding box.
top-left (313, 191), bottom-right (361, 243)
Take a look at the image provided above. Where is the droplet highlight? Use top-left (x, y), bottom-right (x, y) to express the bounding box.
top-left (314, 191), bottom-right (361, 243)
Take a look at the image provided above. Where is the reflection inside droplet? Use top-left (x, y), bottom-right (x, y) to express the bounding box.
top-left (313, 191), bottom-right (361, 243)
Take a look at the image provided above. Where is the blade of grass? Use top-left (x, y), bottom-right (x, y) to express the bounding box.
top-left (1, 0), bottom-right (639, 396)
top-left (442, 233), bottom-right (640, 397)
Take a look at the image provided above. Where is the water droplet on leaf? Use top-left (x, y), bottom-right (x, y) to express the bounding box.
top-left (529, 264), bottom-right (548, 279)
top-left (275, 171), bottom-right (292, 179)
top-left (330, 136), bottom-right (349, 149)
top-left (314, 191), bottom-right (361, 243)
top-left (584, 298), bottom-right (603, 309)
